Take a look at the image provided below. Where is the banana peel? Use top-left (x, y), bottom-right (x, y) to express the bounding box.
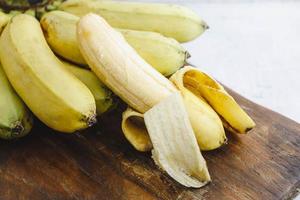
top-left (171, 66), bottom-right (256, 134)
top-left (122, 108), bottom-right (152, 152)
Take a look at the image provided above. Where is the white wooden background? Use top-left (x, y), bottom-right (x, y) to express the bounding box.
top-left (139, 0), bottom-right (300, 124)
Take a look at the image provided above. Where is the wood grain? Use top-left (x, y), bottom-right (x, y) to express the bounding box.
top-left (0, 89), bottom-right (299, 200)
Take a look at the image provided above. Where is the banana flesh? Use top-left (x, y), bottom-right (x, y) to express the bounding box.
top-left (0, 14), bottom-right (96, 133)
top-left (0, 65), bottom-right (33, 139)
top-left (62, 61), bottom-right (115, 115)
top-left (171, 66), bottom-right (256, 134)
top-left (78, 14), bottom-right (226, 151)
top-left (144, 92), bottom-right (211, 188)
top-left (78, 14), bottom-right (177, 113)
top-left (40, 11), bottom-right (187, 76)
top-left (60, 0), bottom-right (208, 42)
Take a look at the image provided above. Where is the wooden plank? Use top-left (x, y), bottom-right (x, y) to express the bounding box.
top-left (0, 88), bottom-right (299, 200)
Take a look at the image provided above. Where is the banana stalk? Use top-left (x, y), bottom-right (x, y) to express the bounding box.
top-left (62, 60), bottom-right (115, 115)
top-left (170, 66), bottom-right (256, 134)
top-left (0, 65), bottom-right (33, 139)
top-left (40, 11), bottom-right (187, 76)
top-left (77, 14), bottom-right (226, 151)
top-left (144, 92), bottom-right (211, 188)
top-left (59, 0), bottom-right (208, 42)
top-left (0, 14), bottom-right (96, 133)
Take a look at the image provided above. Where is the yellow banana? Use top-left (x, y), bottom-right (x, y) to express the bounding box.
top-left (78, 14), bottom-right (226, 150)
top-left (0, 64), bottom-right (33, 139)
top-left (0, 14), bottom-right (96, 133)
top-left (0, 11), bottom-right (11, 34)
top-left (170, 66), bottom-right (256, 134)
top-left (60, 0), bottom-right (208, 42)
top-left (40, 11), bottom-right (187, 76)
top-left (144, 92), bottom-right (210, 188)
top-left (62, 60), bottom-right (115, 115)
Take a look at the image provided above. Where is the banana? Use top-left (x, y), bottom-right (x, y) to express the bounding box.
top-left (0, 14), bottom-right (96, 133)
top-left (40, 11), bottom-right (187, 76)
top-left (170, 66), bottom-right (256, 134)
top-left (78, 14), bottom-right (226, 150)
top-left (0, 65), bottom-right (33, 139)
top-left (0, 12), bottom-right (11, 34)
top-left (60, 0), bottom-right (208, 42)
top-left (62, 60), bottom-right (115, 115)
top-left (144, 92), bottom-right (211, 188)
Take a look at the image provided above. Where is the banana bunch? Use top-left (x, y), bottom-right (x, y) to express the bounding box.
top-left (77, 13), bottom-right (255, 187)
top-left (59, 0), bottom-right (208, 42)
top-left (0, 0), bottom-right (256, 188)
top-left (40, 11), bottom-right (188, 76)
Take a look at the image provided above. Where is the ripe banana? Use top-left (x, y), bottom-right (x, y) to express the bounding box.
top-left (0, 12), bottom-right (10, 34)
top-left (62, 60), bottom-right (115, 115)
top-left (0, 14), bottom-right (96, 133)
top-left (144, 92), bottom-right (210, 188)
top-left (60, 0), bottom-right (208, 42)
top-left (0, 65), bottom-right (33, 139)
top-left (40, 11), bottom-right (187, 76)
top-left (78, 14), bottom-right (226, 150)
top-left (170, 66), bottom-right (256, 134)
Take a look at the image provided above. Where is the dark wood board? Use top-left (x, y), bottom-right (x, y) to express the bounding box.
top-left (0, 88), bottom-right (299, 200)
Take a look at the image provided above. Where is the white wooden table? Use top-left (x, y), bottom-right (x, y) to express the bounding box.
top-left (143, 0), bottom-right (300, 124)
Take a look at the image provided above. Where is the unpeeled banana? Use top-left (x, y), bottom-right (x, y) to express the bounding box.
top-left (0, 14), bottom-right (96, 133)
top-left (60, 0), bottom-right (208, 42)
top-left (40, 11), bottom-right (187, 76)
top-left (0, 65), bottom-right (33, 139)
top-left (77, 14), bottom-right (226, 151)
top-left (0, 12), bottom-right (11, 34)
top-left (62, 60), bottom-right (115, 115)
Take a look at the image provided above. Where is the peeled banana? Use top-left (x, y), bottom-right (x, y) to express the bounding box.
top-left (41, 11), bottom-right (187, 76)
top-left (78, 14), bottom-right (226, 150)
top-left (0, 14), bottom-right (96, 133)
top-left (0, 65), bottom-right (33, 139)
top-left (170, 66), bottom-right (256, 134)
top-left (144, 92), bottom-right (210, 188)
top-left (60, 0), bottom-right (208, 42)
top-left (62, 60), bottom-right (115, 115)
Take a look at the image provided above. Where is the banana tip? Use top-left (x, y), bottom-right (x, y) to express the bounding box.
top-left (11, 121), bottom-right (25, 136)
top-left (87, 114), bottom-right (97, 127)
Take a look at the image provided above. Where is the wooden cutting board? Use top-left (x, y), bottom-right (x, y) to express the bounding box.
top-left (0, 88), bottom-right (299, 200)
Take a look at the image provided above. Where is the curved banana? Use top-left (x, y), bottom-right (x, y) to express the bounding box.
top-left (171, 66), bottom-right (256, 134)
top-left (0, 11), bottom-right (11, 34)
top-left (40, 11), bottom-right (187, 76)
top-left (62, 60), bottom-right (115, 115)
top-left (78, 14), bottom-right (226, 150)
top-left (0, 65), bottom-right (33, 139)
top-left (0, 14), bottom-right (96, 133)
top-left (60, 0), bottom-right (208, 42)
